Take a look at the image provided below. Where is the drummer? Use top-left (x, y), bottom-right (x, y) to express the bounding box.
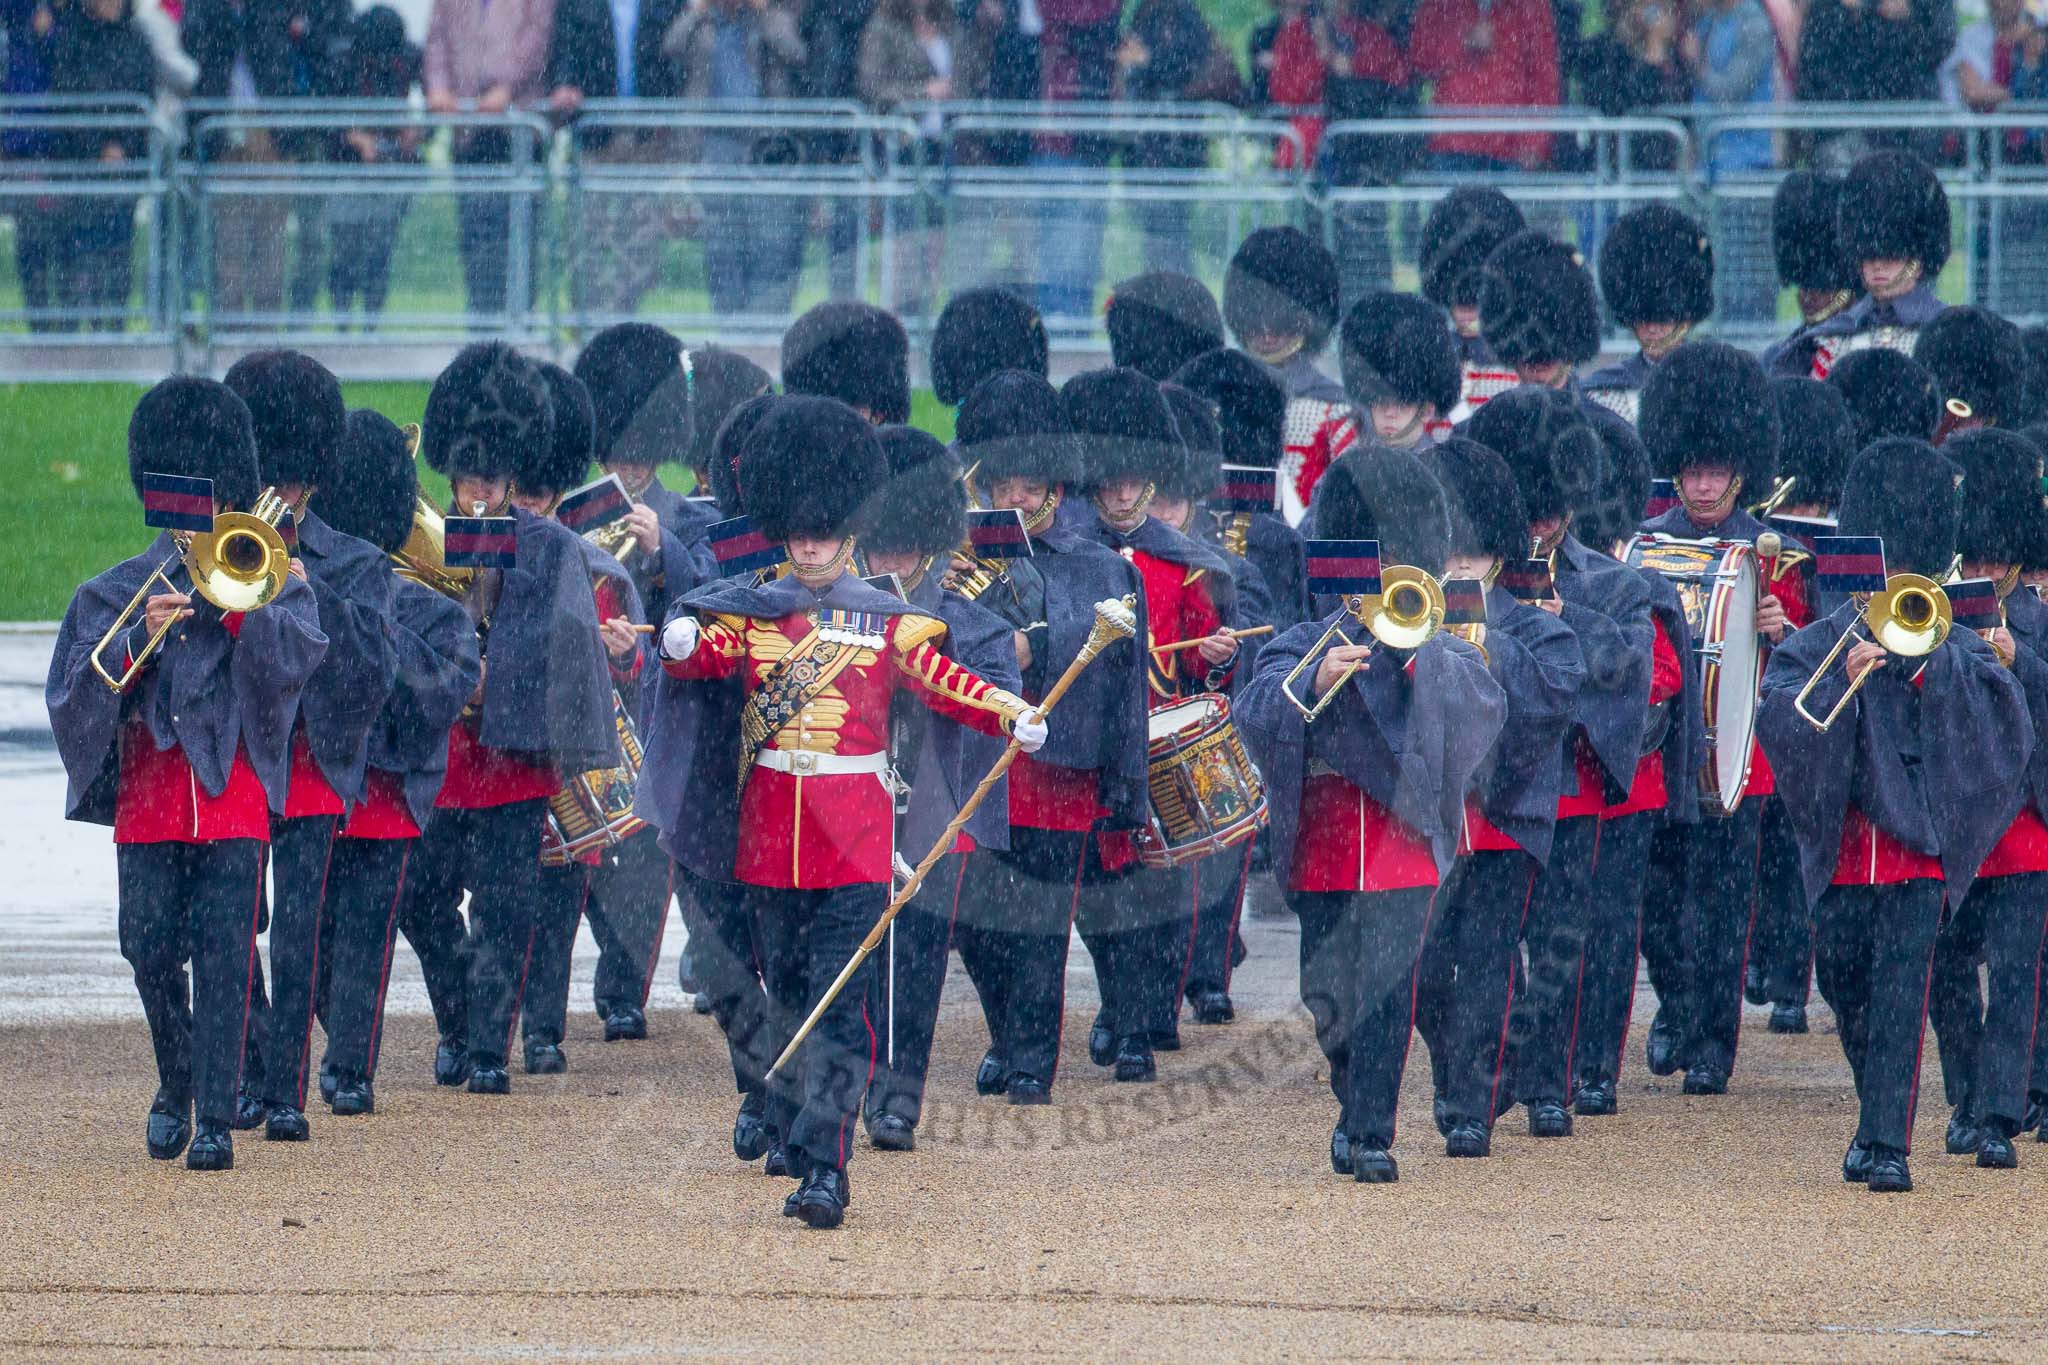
top-left (1582, 203), bottom-right (1716, 427)
top-left (1633, 341), bottom-right (1799, 1099)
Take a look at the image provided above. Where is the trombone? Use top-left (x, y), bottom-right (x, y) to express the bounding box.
top-left (1283, 566), bottom-right (1446, 722)
top-left (89, 490), bottom-right (296, 691)
top-left (1791, 573), bottom-right (1952, 732)
top-left (390, 425), bottom-right (477, 600)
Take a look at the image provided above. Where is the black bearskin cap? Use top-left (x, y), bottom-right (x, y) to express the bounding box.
top-left (1947, 428), bottom-right (2048, 569)
top-left (781, 301), bottom-right (911, 423)
top-left (1062, 367), bottom-right (1183, 490)
top-left (708, 393), bottom-right (780, 516)
top-left (1223, 227), bottom-right (1340, 355)
top-left (1773, 171), bottom-right (1858, 293)
top-left (572, 322), bottom-right (684, 466)
top-left (1771, 377), bottom-right (1855, 512)
top-left (1338, 291), bottom-right (1462, 416)
top-left (223, 348), bottom-right (346, 491)
top-left (1158, 382), bottom-right (1224, 502)
top-left (520, 362), bottom-right (594, 497)
top-left (1828, 347), bottom-right (1940, 449)
top-left (1106, 272), bottom-right (1227, 381)
top-left (1579, 411), bottom-right (1650, 554)
top-left (1914, 306), bottom-right (2030, 429)
top-left (423, 342), bottom-right (554, 481)
top-left (129, 377), bottom-right (261, 512)
top-left (2022, 325), bottom-right (2048, 427)
top-left (312, 409), bottom-right (418, 554)
top-left (1311, 446), bottom-right (1452, 576)
top-left (865, 425), bottom-right (968, 558)
top-left (1170, 347), bottom-right (1285, 470)
top-left (1420, 186), bottom-right (1526, 310)
top-left (1837, 437), bottom-right (1960, 579)
top-left (930, 286), bottom-right (1047, 406)
top-left (685, 346), bottom-right (774, 478)
top-left (1599, 203), bottom-right (1714, 328)
top-left (1463, 385), bottom-right (1607, 525)
top-left (738, 396), bottom-right (888, 543)
top-left (1839, 150), bottom-right (1951, 276)
top-left (1421, 436), bottom-right (1530, 566)
top-left (1641, 340), bottom-right (1780, 487)
top-left (1478, 232), bottom-right (1602, 368)
top-left (955, 370), bottom-right (1084, 488)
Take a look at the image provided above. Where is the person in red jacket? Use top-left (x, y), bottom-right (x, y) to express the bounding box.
top-left (1408, 0), bottom-right (1561, 171)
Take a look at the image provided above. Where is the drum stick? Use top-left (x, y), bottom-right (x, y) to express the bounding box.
top-left (765, 596), bottom-right (1138, 1083)
top-left (629, 623), bottom-right (656, 634)
top-left (1147, 624), bottom-right (1275, 657)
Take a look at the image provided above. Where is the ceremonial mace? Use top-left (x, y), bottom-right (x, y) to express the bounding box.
top-left (764, 595), bottom-right (1139, 1082)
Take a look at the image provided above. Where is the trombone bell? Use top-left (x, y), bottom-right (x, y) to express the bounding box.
top-left (1792, 573), bottom-right (1951, 731)
top-left (1283, 567), bottom-right (1448, 722)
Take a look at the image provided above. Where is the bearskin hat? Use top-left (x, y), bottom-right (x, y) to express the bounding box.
top-left (222, 348), bottom-right (346, 492)
top-left (1913, 306), bottom-right (2030, 429)
top-left (1599, 203), bottom-right (1714, 328)
top-left (312, 409), bottom-right (418, 555)
top-left (129, 377), bottom-right (261, 512)
top-left (955, 370), bottom-right (1085, 489)
top-left (707, 393), bottom-right (781, 515)
top-left (781, 301), bottom-right (911, 424)
top-left (2021, 325), bottom-right (2048, 427)
top-left (1169, 347), bottom-right (1285, 470)
top-left (1579, 410), bottom-right (1650, 554)
top-left (865, 425), bottom-right (968, 558)
top-left (1773, 171), bottom-right (1858, 293)
top-left (1063, 367), bottom-right (1182, 490)
top-left (1158, 382), bottom-right (1224, 502)
top-left (1771, 377), bottom-right (1855, 513)
top-left (1106, 272), bottom-right (1227, 381)
top-left (1421, 436), bottom-right (1530, 567)
top-left (682, 346), bottom-right (774, 480)
top-left (1839, 150), bottom-right (1951, 276)
top-left (519, 362), bottom-right (594, 497)
top-left (1338, 291), bottom-right (1462, 416)
top-left (1311, 446), bottom-right (1452, 577)
top-left (930, 286), bottom-right (1047, 406)
top-left (1640, 339), bottom-right (1779, 487)
top-left (1420, 186), bottom-right (1527, 310)
top-left (1947, 428), bottom-right (2048, 569)
top-left (1478, 232), bottom-right (1602, 368)
top-left (570, 321), bottom-right (709, 470)
top-left (1223, 226), bottom-right (1341, 356)
top-left (1828, 347), bottom-right (1940, 449)
top-left (423, 341), bottom-right (554, 481)
top-left (1463, 385), bottom-right (1607, 524)
top-left (738, 396), bottom-right (888, 543)
top-left (1837, 437), bottom-right (1961, 579)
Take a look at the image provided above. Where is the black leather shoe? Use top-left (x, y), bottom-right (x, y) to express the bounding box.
top-left (974, 1050), bottom-right (1010, 1097)
top-left (1683, 1065), bottom-right (1729, 1096)
top-left (603, 1006), bottom-right (647, 1042)
top-left (1946, 1114), bottom-right (1983, 1155)
top-left (466, 1066), bottom-right (510, 1095)
top-left (230, 1090), bottom-right (268, 1131)
top-left (1149, 1029), bottom-right (1181, 1052)
top-left (1743, 963), bottom-right (1767, 1007)
top-left (1978, 1133), bottom-right (2018, 1168)
top-left (1432, 1094), bottom-right (1453, 1137)
top-left (1351, 1148), bottom-right (1398, 1183)
top-left (867, 1112), bottom-right (915, 1151)
top-left (1445, 1122), bottom-right (1490, 1158)
top-left (733, 1094), bottom-right (775, 1162)
top-left (1768, 1003), bottom-right (1808, 1035)
top-left (317, 1062), bottom-right (340, 1106)
top-left (185, 1122), bottom-right (233, 1171)
top-left (1189, 989), bottom-right (1234, 1025)
top-left (524, 1043), bottom-right (566, 1075)
top-left (795, 1166), bottom-right (850, 1229)
top-left (1087, 1020), bottom-right (1115, 1068)
top-left (782, 1186), bottom-right (803, 1218)
top-left (1645, 1010), bottom-right (1684, 1077)
top-left (691, 991), bottom-right (713, 1015)
top-left (1007, 1075), bottom-right (1051, 1106)
top-left (1113, 1036), bottom-right (1156, 1083)
top-left (2025, 1094), bottom-right (2045, 1133)
top-left (1574, 1081), bottom-right (1617, 1116)
top-left (1867, 1147), bottom-right (1912, 1192)
top-left (264, 1105), bottom-right (309, 1141)
top-left (1842, 1140), bottom-right (1872, 1183)
top-left (433, 1039), bottom-right (472, 1087)
top-left (1529, 1102), bottom-right (1573, 1138)
top-left (764, 1145), bottom-right (792, 1178)
top-left (146, 1089), bottom-right (191, 1160)
top-left (1330, 1126), bottom-right (1353, 1175)
top-left (330, 1078), bottom-right (374, 1117)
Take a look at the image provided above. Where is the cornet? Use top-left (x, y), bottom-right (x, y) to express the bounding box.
top-left (1791, 573), bottom-right (1951, 732)
top-left (1283, 566), bottom-right (1446, 722)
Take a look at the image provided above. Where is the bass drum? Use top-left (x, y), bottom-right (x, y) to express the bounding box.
top-left (540, 691), bottom-right (648, 866)
top-left (1132, 693), bottom-right (1269, 868)
top-left (1623, 535), bottom-right (1762, 816)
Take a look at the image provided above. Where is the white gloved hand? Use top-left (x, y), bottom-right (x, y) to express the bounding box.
top-left (659, 614), bottom-right (700, 661)
top-left (1012, 707), bottom-right (1048, 753)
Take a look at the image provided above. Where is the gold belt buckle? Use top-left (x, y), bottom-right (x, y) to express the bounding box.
top-left (790, 750), bottom-right (817, 776)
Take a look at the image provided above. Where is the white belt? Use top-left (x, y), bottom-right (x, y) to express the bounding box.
top-left (754, 749), bottom-right (890, 777)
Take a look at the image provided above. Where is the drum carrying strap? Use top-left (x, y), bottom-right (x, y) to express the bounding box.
top-left (737, 624), bottom-right (863, 781)
top-left (1640, 697), bottom-right (1674, 758)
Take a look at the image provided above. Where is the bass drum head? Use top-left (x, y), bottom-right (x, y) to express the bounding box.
top-left (1710, 553), bottom-right (1761, 810)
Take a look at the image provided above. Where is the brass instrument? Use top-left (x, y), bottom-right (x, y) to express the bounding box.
top-left (586, 518), bottom-right (640, 562)
top-left (1221, 511), bottom-right (1252, 559)
top-left (1934, 398), bottom-right (1980, 447)
top-left (1283, 566), bottom-right (1446, 722)
top-left (1792, 573), bottom-right (1952, 732)
top-left (392, 494), bottom-right (477, 600)
top-left (1748, 476), bottom-right (1798, 519)
top-left (89, 489), bottom-right (295, 691)
top-left (1447, 620), bottom-right (1488, 664)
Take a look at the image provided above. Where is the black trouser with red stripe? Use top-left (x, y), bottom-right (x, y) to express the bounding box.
top-left (1641, 802), bottom-right (1764, 1076)
top-left (1751, 798), bottom-right (1814, 1007)
top-left (954, 828), bottom-right (1086, 1086)
top-left (117, 839), bottom-right (265, 1129)
top-left (522, 861), bottom-right (594, 1051)
top-left (247, 813), bottom-right (340, 1111)
top-left (1418, 849), bottom-right (1535, 1132)
top-left (1928, 871), bottom-right (2048, 1135)
top-left (1289, 884), bottom-right (1435, 1150)
top-left (319, 836), bottom-right (411, 1083)
top-left (863, 851), bottom-right (962, 1128)
top-left (587, 833), bottom-right (673, 1022)
top-left (1511, 814), bottom-right (1599, 1109)
top-left (1186, 841), bottom-right (1254, 1000)
top-left (1813, 878), bottom-right (1944, 1153)
top-left (752, 881), bottom-right (884, 1175)
top-left (678, 864), bottom-right (770, 1099)
top-left (1572, 811), bottom-right (1659, 1092)
top-left (1079, 860), bottom-right (1193, 1046)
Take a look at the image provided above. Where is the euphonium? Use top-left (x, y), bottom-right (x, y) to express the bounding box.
top-left (392, 494), bottom-right (476, 600)
top-left (1282, 566), bottom-right (1446, 722)
top-left (1792, 572), bottom-right (1952, 731)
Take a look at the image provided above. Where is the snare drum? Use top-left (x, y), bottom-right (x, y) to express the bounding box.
top-left (1623, 535), bottom-right (1762, 816)
top-left (1131, 693), bottom-right (1269, 868)
top-left (540, 691), bottom-right (648, 866)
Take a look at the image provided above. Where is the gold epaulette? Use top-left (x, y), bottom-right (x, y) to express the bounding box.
top-left (709, 612), bottom-right (749, 631)
top-left (893, 612), bottom-right (948, 651)
top-left (1770, 547), bottom-right (1813, 576)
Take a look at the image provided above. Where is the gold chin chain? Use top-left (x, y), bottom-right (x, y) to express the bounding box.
top-left (1682, 476), bottom-right (1743, 525)
top-left (1022, 488), bottom-right (1061, 535)
top-left (794, 537), bottom-right (856, 586)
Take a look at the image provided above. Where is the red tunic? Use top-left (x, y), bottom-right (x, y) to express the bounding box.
top-left (437, 722), bottom-right (561, 809)
top-left (283, 727), bottom-right (344, 819)
top-left (111, 611), bottom-right (270, 845)
top-left (1832, 806), bottom-right (1943, 886)
top-left (1124, 544), bottom-right (1227, 703)
top-left (1460, 795), bottom-right (1520, 854)
top-left (341, 768), bottom-right (421, 840)
top-left (1607, 616), bottom-right (1684, 818)
top-left (1746, 557), bottom-right (1813, 800)
top-left (1291, 774), bottom-right (1439, 893)
top-left (1280, 398), bottom-right (1359, 526)
top-left (1010, 754), bottom-right (1108, 832)
top-left (1978, 806), bottom-right (2048, 879)
top-left (1556, 737), bottom-right (1608, 819)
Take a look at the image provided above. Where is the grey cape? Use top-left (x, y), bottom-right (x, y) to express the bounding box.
top-left (293, 508), bottom-right (398, 808)
top-left (372, 578), bottom-right (483, 829)
top-left (1469, 586), bottom-right (1587, 864)
top-left (894, 568), bottom-right (1020, 857)
top-left (1553, 534), bottom-right (1665, 809)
